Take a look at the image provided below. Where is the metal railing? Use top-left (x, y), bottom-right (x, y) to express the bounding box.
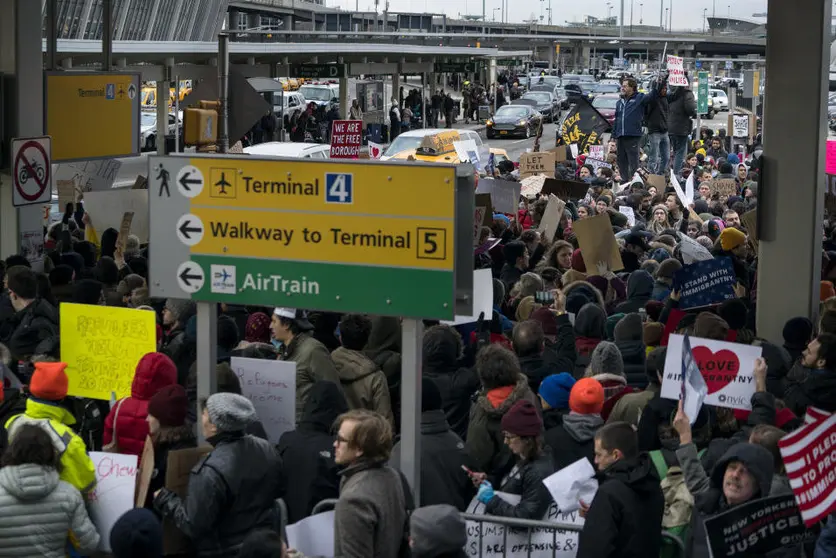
top-left (310, 498), bottom-right (685, 558)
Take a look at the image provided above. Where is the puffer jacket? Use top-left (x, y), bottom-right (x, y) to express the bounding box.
top-left (154, 431), bottom-right (284, 557)
top-left (667, 87), bottom-right (697, 137)
top-left (465, 375), bottom-right (537, 481)
top-left (332, 347), bottom-right (393, 425)
top-left (280, 332), bottom-right (343, 424)
top-left (485, 451), bottom-right (555, 519)
top-left (545, 412), bottom-right (603, 471)
top-left (0, 463), bottom-right (100, 557)
top-left (103, 352), bottom-right (177, 457)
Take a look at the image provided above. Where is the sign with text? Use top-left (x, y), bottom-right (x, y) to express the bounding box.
top-left (704, 494), bottom-right (818, 556)
top-left (572, 213), bottom-right (624, 272)
top-left (666, 55), bottom-right (689, 87)
top-left (519, 152), bottom-right (555, 179)
top-left (585, 158), bottom-right (612, 175)
top-left (697, 71), bottom-right (710, 115)
top-left (465, 491), bottom-right (583, 557)
top-left (733, 114), bottom-right (749, 138)
top-left (672, 257), bottom-right (737, 309)
top-left (45, 72), bottom-right (140, 162)
top-left (778, 412), bottom-right (836, 527)
top-left (54, 158), bottom-right (122, 192)
top-left (231, 357), bottom-right (297, 444)
top-left (148, 155), bottom-right (472, 320)
top-left (291, 64), bottom-right (346, 79)
top-left (60, 304), bottom-right (156, 400)
top-left (329, 120), bottom-right (363, 159)
top-left (710, 178), bottom-right (738, 198)
top-left (435, 62), bottom-right (481, 73)
top-left (662, 334), bottom-right (762, 411)
top-left (559, 97), bottom-right (610, 154)
top-left (87, 452), bottom-right (138, 552)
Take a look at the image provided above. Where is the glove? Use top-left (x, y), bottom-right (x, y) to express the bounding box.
top-left (477, 481), bottom-right (495, 504)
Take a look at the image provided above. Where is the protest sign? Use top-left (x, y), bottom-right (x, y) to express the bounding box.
top-left (704, 494), bottom-right (818, 556)
top-left (587, 145), bottom-right (605, 160)
top-left (710, 178), bottom-right (738, 198)
top-left (520, 152), bottom-right (556, 179)
top-left (454, 139), bottom-right (480, 165)
top-left (164, 446), bottom-right (212, 553)
top-left (117, 211), bottom-right (134, 254)
top-left (666, 55), bottom-right (689, 87)
top-left (619, 206), bottom-right (636, 226)
top-left (57, 179), bottom-right (78, 208)
top-left (647, 174), bottom-right (667, 191)
top-left (678, 232), bottom-right (714, 264)
top-left (287, 511), bottom-right (336, 557)
top-left (476, 178), bottom-right (520, 214)
top-left (827, 140), bottom-right (836, 175)
top-left (541, 178), bottom-right (589, 201)
top-left (329, 120), bottom-right (363, 158)
top-left (87, 452), bottom-right (138, 552)
top-left (473, 206), bottom-right (487, 245)
top-left (60, 303), bottom-right (156, 400)
top-left (54, 158), bottom-right (122, 191)
top-left (83, 188), bottom-right (150, 242)
top-left (542, 458), bottom-right (598, 514)
top-left (465, 491), bottom-right (583, 557)
top-left (475, 193), bottom-right (493, 225)
top-left (778, 412), bottom-right (836, 527)
top-left (545, 145), bottom-right (569, 162)
top-left (231, 357), bottom-right (297, 444)
top-left (672, 257), bottom-right (737, 309)
top-left (135, 435), bottom-right (155, 507)
top-left (368, 141), bottom-right (384, 159)
top-left (662, 334), bottom-right (762, 411)
top-left (585, 158), bottom-right (612, 175)
top-left (559, 97), bottom-right (610, 154)
top-left (538, 194), bottom-right (566, 242)
top-left (443, 269), bottom-right (495, 326)
top-left (521, 175), bottom-right (547, 198)
top-left (572, 213), bottom-right (624, 272)
top-left (732, 114), bottom-right (749, 138)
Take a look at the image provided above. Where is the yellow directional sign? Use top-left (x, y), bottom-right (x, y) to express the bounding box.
top-left (45, 72), bottom-right (141, 162)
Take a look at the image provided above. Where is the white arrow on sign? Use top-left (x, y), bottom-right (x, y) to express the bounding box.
top-left (176, 165), bottom-right (204, 198)
top-left (176, 261), bottom-right (204, 294)
top-left (176, 214), bottom-right (205, 246)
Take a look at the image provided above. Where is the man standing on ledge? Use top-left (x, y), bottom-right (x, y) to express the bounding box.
top-left (614, 74), bottom-right (666, 181)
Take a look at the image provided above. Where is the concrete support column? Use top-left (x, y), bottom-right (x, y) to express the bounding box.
top-left (548, 44), bottom-right (555, 72)
top-left (581, 46), bottom-right (592, 71)
top-left (156, 66), bottom-right (171, 155)
top-left (756, 0), bottom-right (831, 342)
top-left (339, 77), bottom-right (349, 120)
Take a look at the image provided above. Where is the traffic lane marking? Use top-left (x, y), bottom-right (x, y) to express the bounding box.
top-left (185, 207), bottom-right (455, 271)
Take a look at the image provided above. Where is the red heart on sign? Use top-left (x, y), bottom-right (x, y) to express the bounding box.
top-left (370, 145), bottom-right (381, 158)
top-left (691, 346), bottom-right (741, 394)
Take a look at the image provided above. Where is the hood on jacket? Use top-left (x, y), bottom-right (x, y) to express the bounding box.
top-left (332, 347), bottom-right (379, 382)
top-left (601, 453), bottom-right (660, 495)
top-left (0, 463), bottom-right (60, 501)
top-left (410, 504), bottom-right (467, 557)
top-left (614, 313), bottom-right (644, 342)
top-left (626, 270), bottom-right (654, 300)
top-left (476, 374), bottom-right (532, 417)
top-left (574, 302), bottom-right (607, 340)
top-left (564, 280), bottom-right (607, 314)
top-left (710, 442), bottom-right (775, 501)
top-left (563, 412), bottom-right (603, 443)
top-left (25, 398), bottom-right (77, 426)
top-left (364, 316), bottom-right (401, 356)
top-left (131, 352), bottom-right (177, 400)
top-left (299, 380), bottom-right (349, 433)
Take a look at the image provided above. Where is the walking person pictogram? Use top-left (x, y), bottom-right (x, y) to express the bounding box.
top-left (157, 164), bottom-right (171, 197)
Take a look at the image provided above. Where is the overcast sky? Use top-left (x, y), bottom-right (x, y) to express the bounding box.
top-left (334, 0), bottom-right (770, 29)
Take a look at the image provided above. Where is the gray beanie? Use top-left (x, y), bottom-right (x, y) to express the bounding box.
top-left (587, 341), bottom-right (624, 377)
top-left (165, 298), bottom-right (195, 323)
top-left (410, 505), bottom-right (467, 558)
top-left (206, 393), bottom-right (257, 432)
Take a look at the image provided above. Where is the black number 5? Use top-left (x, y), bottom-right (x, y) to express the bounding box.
top-left (423, 231), bottom-right (438, 254)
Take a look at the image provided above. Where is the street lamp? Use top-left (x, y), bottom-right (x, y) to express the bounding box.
top-left (607, 2), bottom-right (613, 22)
top-left (493, 7), bottom-right (500, 20)
top-left (703, 8), bottom-right (707, 32)
top-left (727, 4), bottom-right (731, 29)
top-left (639, 2), bottom-right (643, 24)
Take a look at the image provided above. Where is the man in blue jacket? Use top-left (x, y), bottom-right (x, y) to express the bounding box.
top-left (613, 75), bottom-right (666, 181)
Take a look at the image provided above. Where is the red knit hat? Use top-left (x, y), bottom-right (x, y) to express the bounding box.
top-left (147, 384), bottom-right (189, 427)
top-left (245, 312), bottom-right (271, 344)
top-left (29, 362), bottom-right (69, 401)
top-left (569, 378), bottom-right (605, 415)
top-left (500, 400), bottom-right (543, 437)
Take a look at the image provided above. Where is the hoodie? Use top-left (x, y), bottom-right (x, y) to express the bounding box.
top-left (577, 454), bottom-right (665, 558)
top-left (614, 313), bottom-right (648, 389)
top-left (615, 270), bottom-right (655, 314)
top-left (332, 347), bottom-right (394, 425)
top-left (410, 504), bottom-right (468, 558)
top-left (574, 303), bottom-right (608, 378)
top-left (278, 381), bottom-right (349, 523)
top-left (363, 317), bottom-right (402, 421)
top-left (545, 412), bottom-right (604, 471)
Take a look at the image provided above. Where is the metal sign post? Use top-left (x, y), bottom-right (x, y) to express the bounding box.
top-left (400, 318), bottom-right (424, 504)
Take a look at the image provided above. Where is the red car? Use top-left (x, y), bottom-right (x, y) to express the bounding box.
top-left (591, 93), bottom-right (619, 127)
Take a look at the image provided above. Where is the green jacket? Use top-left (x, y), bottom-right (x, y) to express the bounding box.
top-left (281, 333), bottom-right (343, 424)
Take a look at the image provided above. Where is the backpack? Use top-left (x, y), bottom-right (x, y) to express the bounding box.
top-left (649, 449), bottom-right (705, 558)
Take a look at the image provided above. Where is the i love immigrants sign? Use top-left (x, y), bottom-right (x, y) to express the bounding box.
top-left (661, 334), bottom-right (762, 411)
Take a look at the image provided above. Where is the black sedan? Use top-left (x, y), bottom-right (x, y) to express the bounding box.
top-left (486, 105), bottom-right (543, 139)
top-left (519, 91), bottom-right (559, 122)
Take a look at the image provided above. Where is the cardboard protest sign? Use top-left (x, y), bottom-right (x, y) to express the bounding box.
top-left (662, 334), bottom-right (762, 411)
top-left (87, 452), bottom-right (138, 552)
top-left (442, 269), bottom-right (494, 326)
top-left (710, 179), bottom-right (738, 198)
top-left (83, 188), bottom-right (150, 242)
top-left (465, 491), bottom-right (583, 557)
top-left (545, 145), bottom-right (569, 162)
top-left (329, 120), bottom-right (363, 158)
top-left (135, 435), bottom-right (155, 507)
top-left (741, 209), bottom-right (759, 252)
top-left (521, 175), bottom-right (546, 198)
top-left (57, 179), bottom-right (78, 208)
top-left (164, 446), bottom-right (212, 554)
top-left (704, 494), bottom-right (817, 557)
top-left (538, 194), bottom-right (566, 242)
top-left (287, 511), bottom-right (336, 557)
top-left (541, 178), bottom-right (589, 201)
top-left (475, 193), bottom-right (493, 225)
top-left (230, 357), bottom-right (297, 443)
top-left (519, 152), bottom-right (555, 178)
top-left (473, 206), bottom-right (487, 245)
top-left (778, 412), bottom-right (836, 527)
top-left (131, 175), bottom-right (148, 190)
top-left (647, 174), bottom-right (667, 191)
top-left (586, 158), bottom-right (612, 175)
top-left (666, 55), bottom-right (689, 87)
top-left (475, 178), bottom-right (520, 214)
top-left (117, 211), bottom-right (134, 254)
top-left (60, 304), bottom-right (156, 400)
top-left (672, 257), bottom-right (737, 309)
top-left (54, 158), bottom-right (122, 192)
top-left (572, 213), bottom-right (624, 272)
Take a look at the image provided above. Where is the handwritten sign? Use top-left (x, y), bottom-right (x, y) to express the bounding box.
top-left (83, 188), bottom-right (150, 242)
top-left (519, 152), bottom-right (555, 179)
top-left (672, 257), bottom-right (737, 309)
top-left (666, 55), bottom-right (688, 87)
top-left (117, 211), bottom-right (134, 254)
top-left (732, 114), bottom-right (749, 138)
top-left (661, 334), bottom-right (762, 411)
top-left (465, 491), bottom-right (583, 557)
top-left (87, 452), bottom-right (138, 552)
top-left (587, 145), bottom-right (605, 160)
top-left (329, 120), bottom-right (363, 158)
top-left (57, 179), bottom-right (78, 208)
top-left (54, 159), bottom-right (122, 192)
top-left (710, 178), bottom-right (737, 198)
top-left (474, 206), bottom-right (487, 245)
top-left (60, 303), bottom-right (156, 400)
top-left (585, 158), bottom-right (612, 175)
top-left (231, 357), bottom-right (297, 443)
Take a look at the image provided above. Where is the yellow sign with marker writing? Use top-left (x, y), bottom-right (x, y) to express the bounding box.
top-left (60, 303), bottom-right (157, 401)
top-left (183, 156), bottom-right (456, 217)
top-left (46, 72), bottom-right (141, 162)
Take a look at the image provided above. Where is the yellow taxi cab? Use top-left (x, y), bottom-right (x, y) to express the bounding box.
top-left (383, 129), bottom-right (509, 168)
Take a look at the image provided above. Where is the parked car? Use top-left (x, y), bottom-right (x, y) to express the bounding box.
top-left (274, 91), bottom-right (306, 125)
top-left (486, 104), bottom-right (543, 139)
top-left (587, 82), bottom-right (621, 99)
top-left (561, 84), bottom-right (592, 108)
top-left (591, 93), bottom-right (619, 127)
top-left (519, 91), bottom-right (559, 122)
top-left (299, 84), bottom-right (339, 109)
top-left (140, 111), bottom-right (182, 152)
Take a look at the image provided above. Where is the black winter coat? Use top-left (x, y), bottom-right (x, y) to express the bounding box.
top-left (615, 340), bottom-right (647, 389)
top-left (424, 364), bottom-right (480, 441)
top-left (146, 426), bottom-right (197, 508)
top-left (485, 452), bottom-right (555, 519)
top-left (154, 431), bottom-right (284, 557)
top-left (0, 298), bottom-right (59, 362)
top-left (390, 409), bottom-right (475, 511)
top-left (645, 95), bottom-right (669, 134)
top-left (545, 413), bottom-right (603, 472)
top-left (667, 87), bottom-right (697, 137)
top-left (577, 454), bottom-right (665, 558)
top-left (782, 368), bottom-right (836, 415)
